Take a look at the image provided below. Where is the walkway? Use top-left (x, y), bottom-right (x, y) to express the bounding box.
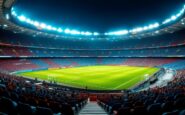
top-left (78, 102), bottom-right (108, 115)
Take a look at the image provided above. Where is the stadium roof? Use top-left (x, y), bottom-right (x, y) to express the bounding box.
top-left (13, 0), bottom-right (185, 31)
top-left (0, 0), bottom-right (185, 40)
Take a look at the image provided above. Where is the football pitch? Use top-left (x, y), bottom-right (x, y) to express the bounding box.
top-left (17, 66), bottom-right (159, 90)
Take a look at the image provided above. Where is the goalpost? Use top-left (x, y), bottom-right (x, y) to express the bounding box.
top-left (47, 74), bottom-right (56, 83)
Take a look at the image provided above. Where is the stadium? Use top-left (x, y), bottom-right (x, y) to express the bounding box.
top-left (0, 0), bottom-right (185, 115)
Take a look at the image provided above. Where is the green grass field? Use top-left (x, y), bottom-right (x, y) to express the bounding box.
top-left (17, 66), bottom-right (159, 90)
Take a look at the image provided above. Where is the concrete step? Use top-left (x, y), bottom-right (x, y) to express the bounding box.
top-left (78, 102), bottom-right (107, 115)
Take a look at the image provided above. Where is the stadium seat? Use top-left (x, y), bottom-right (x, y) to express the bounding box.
top-left (117, 107), bottom-right (131, 115)
top-left (110, 103), bottom-right (122, 114)
top-left (0, 112), bottom-right (8, 115)
top-left (179, 109), bottom-right (185, 115)
top-left (0, 97), bottom-right (17, 115)
top-left (162, 110), bottom-right (179, 115)
top-left (131, 106), bottom-right (147, 115)
top-left (17, 102), bottom-right (34, 115)
top-left (61, 103), bottom-right (74, 115)
top-left (161, 101), bottom-right (174, 112)
top-left (174, 93), bottom-right (185, 100)
top-left (147, 103), bottom-right (162, 115)
top-left (133, 101), bottom-right (144, 107)
top-left (174, 98), bottom-right (185, 110)
top-left (10, 92), bottom-right (19, 102)
top-left (144, 99), bottom-right (154, 107)
top-left (48, 101), bottom-right (61, 113)
top-left (35, 106), bottom-right (53, 115)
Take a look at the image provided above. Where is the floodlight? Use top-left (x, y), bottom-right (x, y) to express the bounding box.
top-left (153, 23), bottom-right (159, 27)
top-left (46, 25), bottom-right (52, 30)
top-left (70, 30), bottom-right (80, 35)
top-left (18, 15), bottom-right (26, 22)
top-left (81, 31), bottom-right (85, 35)
top-left (171, 16), bottom-right (177, 20)
top-left (40, 23), bottom-right (46, 28)
top-left (51, 27), bottom-right (57, 31)
top-left (136, 28), bottom-right (143, 32)
top-left (3, 24), bottom-right (8, 27)
top-left (143, 26), bottom-right (148, 30)
top-left (84, 32), bottom-right (92, 36)
top-left (148, 24), bottom-right (154, 29)
top-left (11, 11), bottom-right (17, 16)
top-left (10, 4), bottom-right (185, 37)
top-left (6, 14), bottom-right (10, 20)
top-left (64, 29), bottom-right (70, 33)
top-left (93, 32), bottom-right (99, 36)
top-left (162, 19), bottom-right (171, 24)
top-left (57, 28), bottom-right (63, 32)
top-left (25, 19), bottom-right (32, 24)
top-left (33, 21), bottom-right (39, 27)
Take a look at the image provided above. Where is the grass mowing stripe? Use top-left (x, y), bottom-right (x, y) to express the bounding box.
top-left (113, 68), bottom-right (158, 90)
top-left (17, 66), bottom-right (159, 90)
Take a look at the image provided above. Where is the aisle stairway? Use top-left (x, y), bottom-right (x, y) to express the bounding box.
top-left (78, 102), bottom-right (108, 115)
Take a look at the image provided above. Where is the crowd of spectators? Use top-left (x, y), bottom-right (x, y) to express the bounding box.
top-left (0, 58), bottom-right (184, 72)
top-left (0, 45), bottom-right (185, 57)
top-left (0, 72), bottom-right (88, 115)
top-left (98, 70), bottom-right (185, 115)
top-left (1, 29), bottom-right (185, 50)
top-left (0, 65), bottom-right (184, 115)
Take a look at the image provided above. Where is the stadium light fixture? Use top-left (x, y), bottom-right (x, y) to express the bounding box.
top-left (57, 28), bottom-right (63, 32)
top-left (93, 32), bottom-right (99, 36)
top-left (70, 30), bottom-right (81, 35)
top-left (171, 16), bottom-right (177, 20)
top-left (153, 23), bottom-right (159, 27)
top-left (6, 14), bottom-right (10, 20)
top-left (11, 11), bottom-right (17, 16)
top-left (10, 4), bottom-right (185, 37)
top-left (84, 32), bottom-right (93, 36)
top-left (18, 15), bottom-right (26, 22)
top-left (106, 30), bottom-right (129, 36)
top-left (162, 5), bottom-right (185, 25)
top-left (64, 28), bottom-right (70, 34)
top-left (3, 24), bottom-right (8, 27)
top-left (143, 26), bottom-right (148, 30)
top-left (51, 27), bottom-right (57, 31)
top-left (25, 18), bottom-right (33, 24)
top-left (46, 25), bottom-right (52, 30)
top-left (129, 22), bottom-right (159, 34)
top-left (40, 23), bottom-right (46, 28)
top-left (11, 8), bottom-right (98, 36)
top-left (33, 21), bottom-right (39, 27)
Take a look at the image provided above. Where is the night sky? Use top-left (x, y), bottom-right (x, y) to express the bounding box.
top-left (14, 0), bottom-right (185, 32)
